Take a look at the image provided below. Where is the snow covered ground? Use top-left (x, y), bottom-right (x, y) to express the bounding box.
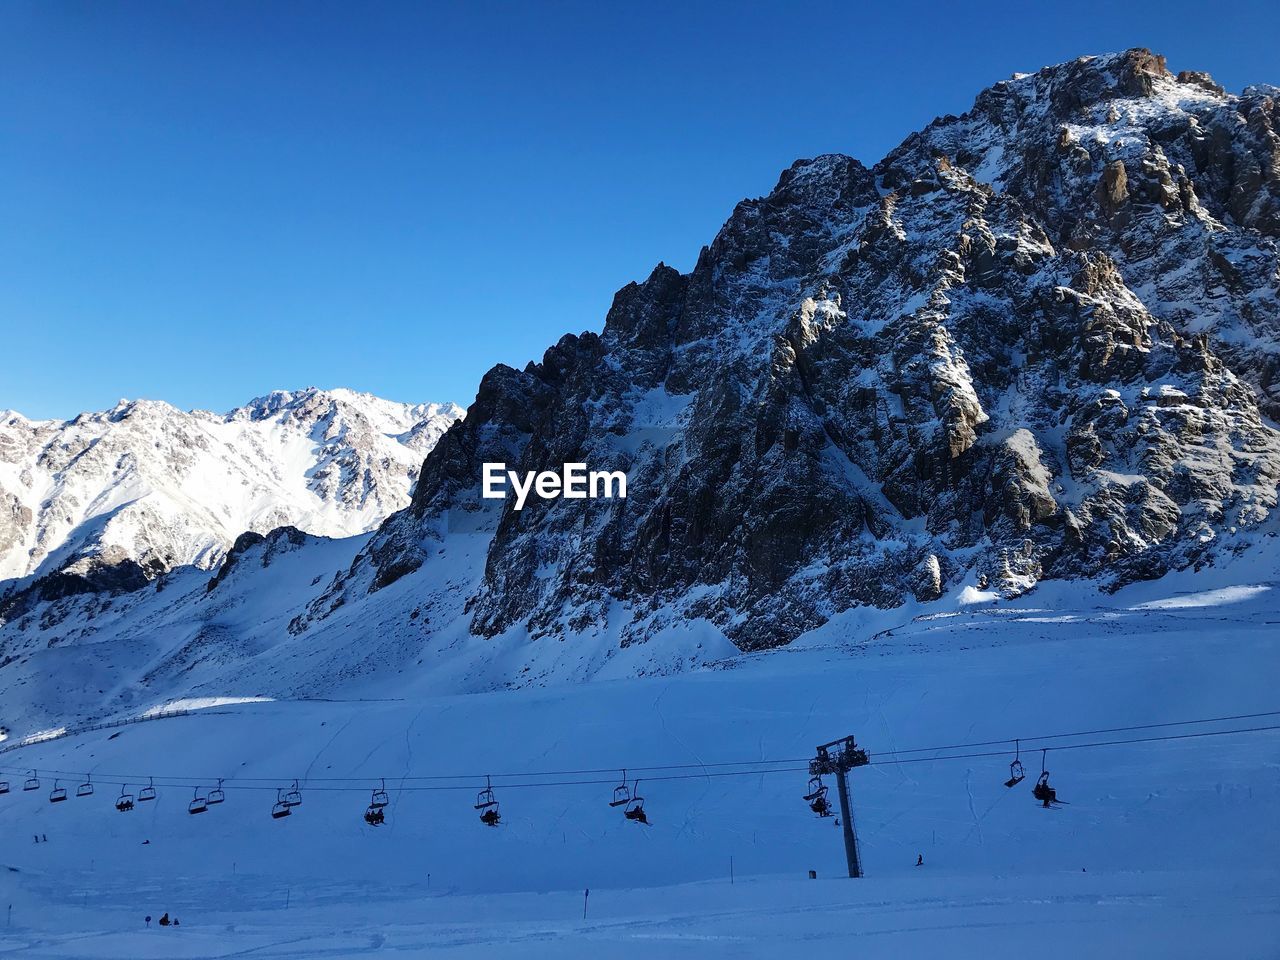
top-left (1, 559), bottom-right (1277, 957)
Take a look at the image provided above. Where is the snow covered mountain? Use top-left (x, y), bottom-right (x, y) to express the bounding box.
top-left (4, 46), bottom-right (1278, 960)
top-left (0, 388), bottom-right (463, 588)
top-left (322, 49), bottom-right (1280, 650)
top-left (3, 49), bottom-right (1279, 730)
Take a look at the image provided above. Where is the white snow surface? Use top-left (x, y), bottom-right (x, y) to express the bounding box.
top-left (1128, 584), bottom-right (1271, 610)
top-left (0, 389), bottom-right (463, 582)
top-left (0, 556), bottom-right (1276, 957)
top-left (139, 697), bottom-right (274, 717)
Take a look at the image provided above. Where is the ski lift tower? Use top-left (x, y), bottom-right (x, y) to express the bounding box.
top-left (810, 736), bottom-right (870, 878)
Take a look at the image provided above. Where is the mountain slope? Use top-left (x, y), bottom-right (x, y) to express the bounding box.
top-left (318, 49), bottom-right (1280, 651)
top-left (0, 388), bottom-right (463, 587)
top-left (1, 568), bottom-right (1277, 957)
top-left (3, 50), bottom-right (1279, 725)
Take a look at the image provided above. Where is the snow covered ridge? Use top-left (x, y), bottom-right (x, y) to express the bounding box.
top-left (318, 47), bottom-right (1280, 653)
top-left (3, 49), bottom-right (1280, 726)
top-left (0, 387), bottom-right (463, 585)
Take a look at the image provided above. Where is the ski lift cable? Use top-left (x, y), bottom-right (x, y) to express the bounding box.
top-left (0, 757), bottom-right (808, 784)
top-left (865, 722), bottom-right (1280, 766)
top-left (870, 708), bottom-right (1280, 757)
top-left (2, 723), bottom-right (1277, 796)
top-left (9, 703), bottom-right (1277, 784)
top-left (3, 716), bottom-right (1278, 791)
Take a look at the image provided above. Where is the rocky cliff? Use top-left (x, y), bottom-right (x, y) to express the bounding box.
top-left (4, 51), bottom-right (1279, 723)
top-left (304, 50), bottom-right (1280, 651)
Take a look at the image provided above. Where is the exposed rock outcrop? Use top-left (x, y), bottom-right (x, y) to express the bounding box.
top-left (300, 50), bottom-right (1280, 652)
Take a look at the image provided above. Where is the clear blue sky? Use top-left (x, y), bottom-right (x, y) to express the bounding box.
top-left (4, 1), bottom-right (1278, 419)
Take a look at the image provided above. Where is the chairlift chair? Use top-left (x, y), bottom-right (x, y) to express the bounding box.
top-left (206, 779), bottom-right (226, 806)
top-left (1004, 740), bottom-right (1026, 788)
top-left (1032, 771), bottom-right (1057, 805)
top-left (623, 781), bottom-right (649, 825)
top-left (271, 789), bottom-right (292, 820)
top-left (76, 775), bottom-right (94, 798)
top-left (138, 777), bottom-right (157, 802)
top-left (116, 786), bottom-right (135, 812)
top-left (188, 788), bottom-right (208, 815)
top-left (49, 780), bottom-right (67, 803)
top-left (363, 804), bottom-right (385, 826)
top-left (802, 775), bottom-right (824, 801)
top-left (474, 775), bottom-right (498, 811)
top-left (282, 779), bottom-right (302, 807)
top-left (370, 779), bottom-right (389, 810)
top-left (1031, 750), bottom-right (1060, 807)
top-left (475, 777), bottom-right (502, 826)
top-left (608, 770), bottom-right (632, 808)
top-left (1006, 759), bottom-right (1026, 788)
top-left (23, 771), bottom-right (40, 792)
top-left (804, 775), bottom-right (833, 817)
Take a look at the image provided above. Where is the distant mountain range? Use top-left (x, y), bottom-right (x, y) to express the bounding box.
top-left (0, 388), bottom-right (463, 588)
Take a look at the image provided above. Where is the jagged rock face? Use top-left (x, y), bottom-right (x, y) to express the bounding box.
top-left (0, 389), bottom-right (463, 586)
top-left (307, 51), bottom-right (1279, 653)
top-left (882, 48), bottom-right (1280, 415)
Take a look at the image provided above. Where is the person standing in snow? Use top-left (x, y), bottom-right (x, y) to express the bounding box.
top-left (916, 854), bottom-right (923, 867)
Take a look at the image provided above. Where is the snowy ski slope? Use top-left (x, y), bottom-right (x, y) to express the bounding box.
top-left (0, 548), bottom-right (1277, 957)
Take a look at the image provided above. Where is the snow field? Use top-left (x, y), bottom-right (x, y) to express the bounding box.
top-left (1, 571), bottom-right (1277, 956)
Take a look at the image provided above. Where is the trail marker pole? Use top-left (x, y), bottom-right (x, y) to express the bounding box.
top-left (583, 888), bottom-right (589, 920)
top-left (810, 736), bottom-right (869, 878)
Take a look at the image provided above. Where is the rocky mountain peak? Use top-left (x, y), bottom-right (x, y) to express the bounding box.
top-left (872, 47), bottom-right (1280, 415)
top-left (234, 387), bottom-right (321, 421)
top-left (296, 49), bottom-right (1280, 657)
top-left (5, 51), bottom-right (1278, 703)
